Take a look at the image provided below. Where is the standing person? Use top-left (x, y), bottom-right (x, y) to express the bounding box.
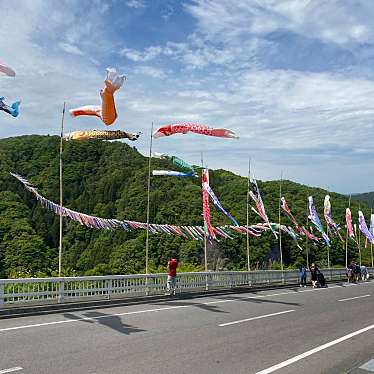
top-left (354, 262), bottom-right (361, 282)
top-left (299, 265), bottom-right (307, 287)
top-left (166, 255), bottom-right (178, 296)
top-left (347, 262), bottom-right (354, 283)
top-left (309, 263), bottom-right (318, 288)
top-left (360, 265), bottom-right (369, 281)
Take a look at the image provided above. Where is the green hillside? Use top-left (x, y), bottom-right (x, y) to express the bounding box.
top-left (353, 192), bottom-right (374, 209)
top-left (0, 135), bottom-right (371, 278)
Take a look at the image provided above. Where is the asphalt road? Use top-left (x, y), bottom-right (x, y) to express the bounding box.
top-left (0, 281), bottom-right (373, 374)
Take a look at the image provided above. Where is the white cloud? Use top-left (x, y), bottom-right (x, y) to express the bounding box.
top-left (59, 42), bottom-right (84, 56)
top-left (185, 0), bottom-right (374, 46)
top-left (0, 0), bottom-right (113, 138)
top-left (3, 0), bottom-right (374, 193)
top-left (134, 66), bottom-right (166, 79)
top-left (126, 0), bottom-right (145, 9)
top-left (120, 46), bottom-right (162, 62)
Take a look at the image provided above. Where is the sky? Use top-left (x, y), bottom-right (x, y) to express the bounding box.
top-left (1, 0), bottom-right (374, 194)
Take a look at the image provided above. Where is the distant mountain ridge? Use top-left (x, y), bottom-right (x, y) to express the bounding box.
top-left (352, 192), bottom-right (374, 208)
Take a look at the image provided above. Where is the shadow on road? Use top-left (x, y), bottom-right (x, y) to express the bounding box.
top-left (211, 295), bottom-right (301, 307)
top-left (63, 311), bottom-right (146, 335)
top-left (154, 300), bottom-right (229, 313)
top-left (4, 281), bottom-right (360, 320)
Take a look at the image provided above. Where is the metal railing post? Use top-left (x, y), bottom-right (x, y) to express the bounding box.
top-left (58, 278), bottom-right (65, 303)
top-left (107, 278), bottom-right (112, 300)
top-left (3, 269), bottom-right (360, 307)
top-left (0, 282), bottom-right (4, 306)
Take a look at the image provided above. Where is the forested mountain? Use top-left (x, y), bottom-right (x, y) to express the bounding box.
top-left (353, 192), bottom-right (374, 209)
top-left (0, 135), bottom-right (371, 278)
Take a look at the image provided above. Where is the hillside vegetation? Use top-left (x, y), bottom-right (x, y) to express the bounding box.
top-left (0, 135), bottom-right (371, 278)
top-left (353, 192), bottom-right (374, 208)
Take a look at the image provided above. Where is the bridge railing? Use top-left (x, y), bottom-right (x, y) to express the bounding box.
top-left (0, 268), bottom-right (372, 307)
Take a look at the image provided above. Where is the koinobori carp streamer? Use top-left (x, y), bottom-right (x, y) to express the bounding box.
top-left (64, 129), bottom-right (141, 141)
top-left (70, 68), bottom-right (125, 126)
top-left (153, 123), bottom-right (238, 139)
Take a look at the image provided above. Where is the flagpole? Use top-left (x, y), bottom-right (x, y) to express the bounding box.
top-left (371, 207), bottom-right (374, 268)
top-left (201, 152), bottom-right (208, 274)
top-left (201, 152), bottom-right (208, 290)
top-left (145, 122), bottom-right (154, 277)
top-left (246, 157), bottom-right (251, 272)
top-left (278, 171), bottom-right (284, 273)
top-left (58, 102), bottom-right (66, 278)
top-left (345, 195), bottom-right (351, 269)
top-left (358, 202), bottom-right (362, 266)
top-left (326, 225), bottom-right (330, 269)
top-left (324, 188), bottom-right (331, 269)
top-left (305, 217), bottom-right (309, 269)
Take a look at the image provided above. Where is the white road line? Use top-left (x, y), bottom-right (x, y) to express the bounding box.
top-left (0, 367), bottom-right (23, 374)
top-left (256, 324), bottom-right (374, 374)
top-left (0, 305), bottom-right (191, 332)
top-left (359, 359), bottom-right (374, 372)
top-left (218, 309), bottom-right (295, 327)
top-left (247, 285), bottom-right (340, 299)
top-left (338, 294), bottom-right (371, 302)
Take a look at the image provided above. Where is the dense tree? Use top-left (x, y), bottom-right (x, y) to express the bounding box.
top-left (0, 135), bottom-right (372, 278)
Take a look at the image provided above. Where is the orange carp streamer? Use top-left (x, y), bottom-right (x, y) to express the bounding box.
top-left (64, 129), bottom-right (141, 141)
top-left (70, 68), bottom-right (125, 126)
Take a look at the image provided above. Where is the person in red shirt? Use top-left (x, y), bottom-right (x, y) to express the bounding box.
top-left (166, 257), bottom-right (178, 295)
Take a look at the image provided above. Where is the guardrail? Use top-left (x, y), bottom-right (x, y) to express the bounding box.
top-left (0, 268), bottom-right (372, 307)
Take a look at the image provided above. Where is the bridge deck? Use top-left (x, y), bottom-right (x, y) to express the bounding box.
top-left (0, 280), bottom-right (373, 373)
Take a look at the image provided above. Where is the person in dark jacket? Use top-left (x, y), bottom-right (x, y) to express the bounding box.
top-left (309, 263), bottom-right (318, 288)
top-left (353, 263), bottom-right (361, 282)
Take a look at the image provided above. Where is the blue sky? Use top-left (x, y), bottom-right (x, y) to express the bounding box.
top-left (1, 0), bottom-right (374, 194)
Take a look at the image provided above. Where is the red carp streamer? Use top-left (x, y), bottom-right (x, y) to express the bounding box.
top-left (153, 123), bottom-right (238, 139)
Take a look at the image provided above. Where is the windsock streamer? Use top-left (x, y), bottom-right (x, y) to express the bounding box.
top-left (281, 197), bottom-right (319, 242)
top-left (70, 68), bottom-right (125, 126)
top-left (323, 195), bottom-right (340, 234)
top-left (308, 196), bottom-right (330, 246)
top-left (0, 60), bottom-right (15, 77)
top-left (152, 153), bottom-right (196, 172)
top-left (323, 195), bottom-right (342, 240)
top-left (370, 214), bottom-right (374, 238)
top-left (152, 170), bottom-right (198, 177)
top-left (203, 181), bottom-right (239, 226)
top-left (0, 96), bottom-right (20, 117)
top-left (11, 172), bottom-right (300, 243)
top-left (202, 169), bottom-right (216, 239)
top-left (358, 211), bottom-right (374, 244)
top-left (249, 176), bottom-right (277, 238)
top-left (65, 130), bottom-right (141, 141)
top-left (345, 208), bottom-right (355, 238)
top-left (153, 123), bottom-right (238, 139)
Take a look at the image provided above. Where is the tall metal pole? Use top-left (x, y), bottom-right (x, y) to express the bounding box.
top-left (145, 122), bottom-right (154, 276)
top-left (278, 171), bottom-right (284, 272)
top-left (58, 102), bottom-right (66, 277)
top-left (246, 157), bottom-right (251, 272)
top-left (326, 225), bottom-right (330, 269)
top-left (201, 152), bottom-right (209, 291)
top-left (305, 216), bottom-right (309, 269)
top-left (371, 207), bottom-right (374, 268)
top-left (345, 195), bottom-right (351, 269)
top-left (358, 202), bottom-right (362, 266)
top-left (201, 152), bottom-right (208, 274)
